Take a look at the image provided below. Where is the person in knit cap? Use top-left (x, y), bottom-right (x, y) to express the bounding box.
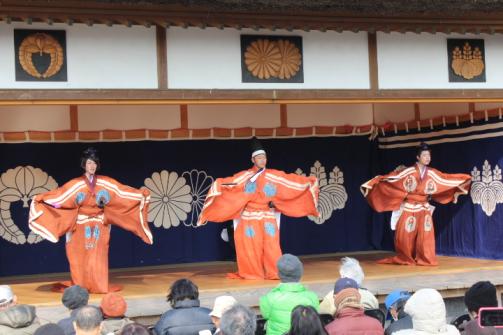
top-left (99, 293), bottom-right (132, 335)
top-left (325, 278), bottom-right (383, 335)
top-left (210, 296), bottom-right (238, 334)
top-left (34, 323), bottom-right (65, 335)
top-left (462, 281), bottom-right (503, 335)
top-left (58, 285), bottom-right (90, 335)
top-left (319, 257), bottom-right (379, 315)
top-left (260, 254), bottom-right (319, 335)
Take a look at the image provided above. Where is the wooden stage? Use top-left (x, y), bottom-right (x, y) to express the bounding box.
top-left (3, 251), bottom-right (503, 323)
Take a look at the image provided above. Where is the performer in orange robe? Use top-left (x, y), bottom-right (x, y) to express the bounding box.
top-left (29, 148), bottom-right (152, 293)
top-left (197, 139), bottom-right (319, 279)
top-left (361, 143), bottom-right (471, 266)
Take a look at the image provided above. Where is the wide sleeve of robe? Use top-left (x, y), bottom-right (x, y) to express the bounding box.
top-left (29, 178), bottom-right (85, 242)
top-left (264, 169), bottom-right (320, 218)
top-left (360, 167), bottom-right (415, 212)
top-left (426, 168), bottom-right (471, 204)
top-left (196, 170), bottom-right (255, 226)
top-left (96, 176), bottom-right (153, 245)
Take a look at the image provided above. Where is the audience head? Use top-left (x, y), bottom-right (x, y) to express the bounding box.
top-left (120, 323), bottom-right (152, 335)
top-left (278, 254), bottom-right (304, 283)
top-left (464, 281), bottom-right (498, 317)
top-left (333, 277), bottom-right (358, 294)
top-left (334, 288), bottom-right (362, 314)
top-left (100, 292), bottom-right (127, 319)
top-left (0, 285), bottom-right (16, 310)
top-left (404, 288), bottom-right (453, 333)
top-left (210, 295), bottom-right (238, 329)
top-left (34, 323), bottom-right (65, 335)
top-left (73, 305), bottom-right (103, 335)
top-left (289, 305), bottom-right (328, 335)
top-left (220, 303), bottom-right (256, 335)
top-left (167, 279), bottom-right (199, 308)
top-left (339, 257), bottom-right (364, 287)
top-left (385, 289), bottom-right (411, 321)
top-left (62, 285), bottom-right (89, 310)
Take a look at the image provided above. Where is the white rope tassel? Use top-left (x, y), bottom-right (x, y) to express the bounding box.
top-left (455, 115), bottom-right (460, 127)
top-left (499, 108), bottom-right (502, 120)
top-left (393, 123), bottom-right (398, 134)
top-left (405, 122), bottom-right (409, 133)
top-left (442, 116), bottom-right (446, 127)
top-left (429, 119), bottom-right (433, 130)
top-left (469, 112), bottom-right (474, 124)
top-left (416, 121), bottom-right (421, 131)
top-left (484, 110), bottom-right (489, 122)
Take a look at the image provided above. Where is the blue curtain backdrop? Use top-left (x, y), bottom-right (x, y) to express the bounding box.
top-left (0, 136), bottom-right (380, 276)
top-left (1, 122), bottom-right (502, 277)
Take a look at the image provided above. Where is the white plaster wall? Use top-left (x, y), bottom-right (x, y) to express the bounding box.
top-left (167, 27), bottom-right (370, 89)
top-left (188, 104), bottom-right (280, 128)
top-left (418, 103), bottom-right (469, 119)
top-left (0, 106), bottom-right (70, 131)
top-left (378, 32), bottom-right (503, 89)
top-left (286, 104), bottom-right (373, 127)
top-left (78, 105), bottom-right (181, 130)
top-left (474, 102), bottom-right (503, 111)
top-left (373, 103), bottom-right (415, 124)
top-left (0, 22), bottom-right (157, 88)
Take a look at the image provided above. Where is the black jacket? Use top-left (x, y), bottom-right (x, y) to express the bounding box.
top-left (154, 299), bottom-right (215, 335)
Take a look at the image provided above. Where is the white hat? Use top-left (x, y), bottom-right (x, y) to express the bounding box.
top-left (0, 285), bottom-right (14, 307)
top-left (209, 295), bottom-right (237, 318)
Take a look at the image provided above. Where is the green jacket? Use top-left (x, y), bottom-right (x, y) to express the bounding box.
top-left (259, 282), bottom-right (319, 335)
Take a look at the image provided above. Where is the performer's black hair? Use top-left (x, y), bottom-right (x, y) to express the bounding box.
top-left (80, 147), bottom-right (100, 171)
top-left (416, 142), bottom-right (431, 156)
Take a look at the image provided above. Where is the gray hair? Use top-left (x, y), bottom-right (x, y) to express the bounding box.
top-left (75, 305), bottom-right (103, 331)
top-left (339, 257), bottom-right (364, 286)
top-left (220, 304), bottom-right (256, 335)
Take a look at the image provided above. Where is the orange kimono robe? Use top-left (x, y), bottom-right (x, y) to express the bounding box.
top-left (361, 164), bottom-right (471, 266)
top-left (197, 167), bottom-right (319, 279)
top-left (29, 175), bottom-right (152, 293)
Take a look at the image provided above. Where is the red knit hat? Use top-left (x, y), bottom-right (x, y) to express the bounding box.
top-left (100, 293), bottom-right (127, 318)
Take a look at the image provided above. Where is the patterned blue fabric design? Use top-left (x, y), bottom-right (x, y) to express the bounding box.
top-left (93, 226), bottom-right (100, 240)
top-left (264, 222), bottom-right (276, 237)
top-left (85, 226), bottom-right (91, 239)
top-left (245, 226), bottom-right (255, 238)
top-left (263, 183), bottom-right (277, 197)
top-left (75, 192), bottom-right (86, 205)
top-left (244, 181), bottom-right (257, 194)
top-left (96, 189), bottom-right (111, 207)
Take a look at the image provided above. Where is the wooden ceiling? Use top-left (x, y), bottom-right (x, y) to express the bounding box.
top-left (2, 0), bottom-right (503, 33)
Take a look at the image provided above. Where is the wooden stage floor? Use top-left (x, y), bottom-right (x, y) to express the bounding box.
top-left (3, 251), bottom-right (503, 322)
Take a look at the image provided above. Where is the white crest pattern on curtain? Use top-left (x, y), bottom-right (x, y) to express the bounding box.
top-left (143, 169), bottom-right (214, 229)
top-left (296, 161), bottom-right (348, 224)
top-left (471, 160), bottom-right (503, 217)
top-left (0, 166), bottom-right (58, 244)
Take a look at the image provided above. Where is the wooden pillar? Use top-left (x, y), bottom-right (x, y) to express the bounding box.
top-left (368, 32), bottom-right (379, 91)
top-left (156, 25), bottom-right (168, 89)
top-left (70, 105), bottom-right (79, 131)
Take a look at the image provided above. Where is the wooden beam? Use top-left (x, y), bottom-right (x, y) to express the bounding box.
top-left (367, 32), bottom-right (379, 91)
top-left (156, 25), bottom-right (168, 89)
top-left (3, 1), bottom-right (503, 33)
top-left (69, 104), bottom-right (78, 131)
top-left (3, 89), bottom-right (503, 105)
